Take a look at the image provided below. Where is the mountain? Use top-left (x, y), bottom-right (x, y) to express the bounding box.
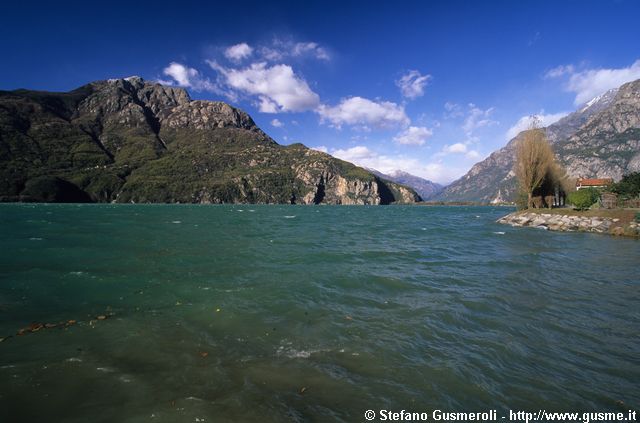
top-left (436, 81), bottom-right (640, 202)
top-left (0, 77), bottom-right (419, 204)
top-left (367, 169), bottom-right (443, 200)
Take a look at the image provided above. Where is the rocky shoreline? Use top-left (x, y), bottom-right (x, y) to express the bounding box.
top-left (497, 211), bottom-right (640, 237)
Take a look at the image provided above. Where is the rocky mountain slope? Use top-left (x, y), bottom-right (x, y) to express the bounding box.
top-left (436, 81), bottom-right (640, 202)
top-left (0, 77), bottom-right (419, 204)
top-left (368, 169), bottom-right (443, 200)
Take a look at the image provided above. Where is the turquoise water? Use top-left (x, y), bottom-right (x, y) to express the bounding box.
top-left (0, 204), bottom-right (638, 422)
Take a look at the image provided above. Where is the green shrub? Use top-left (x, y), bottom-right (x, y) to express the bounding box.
top-left (635, 212), bottom-right (640, 223)
top-left (567, 188), bottom-right (599, 210)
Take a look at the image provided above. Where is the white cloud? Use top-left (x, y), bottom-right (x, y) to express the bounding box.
top-left (209, 61), bottom-right (320, 113)
top-left (443, 142), bottom-right (468, 154)
top-left (317, 96), bottom-right (409, 129)
top-left (258, 39), bottom-right (330, 62)
top-left (328, 145), bottom-right (462, 184)
top-left (545, 60), bottom-right (640, 105)
top-left (393, 126), bottom-right (432, 145)
top-left (505, 112), bottom-right (569, 140)
top-left (567, 60), bottom-right (640, 105)
top-left (463, 104), bottom-right (498, 134)
top-left (292, 42), bottom-right (330, 60)
top-left (421, 162), bottom-right (467, 184)
top-left (544, 64), bottom-right (575, 79)
top-left (465, 150), bottom-right (482, 160)
top-left (224, 43), bottom-right (253, 62)
top-left (396, 70), bottom-right (432, 99)
top-left (332, 145), bottom-right (376, 161)
top-left (162, 62), bottom-right (218, 92)
top-left (270, 118), bottom-right (284, 128)
top-left (443, 102), bottom-right (463, 119)
top-left (311, 145), bottom-right (328, 153)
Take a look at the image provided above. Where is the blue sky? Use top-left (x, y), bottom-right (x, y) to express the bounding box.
top-left (2, 0), bottom-right (640, 184)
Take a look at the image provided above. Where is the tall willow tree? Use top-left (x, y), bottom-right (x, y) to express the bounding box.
top-left (514, 128), bottom-right (556, 209)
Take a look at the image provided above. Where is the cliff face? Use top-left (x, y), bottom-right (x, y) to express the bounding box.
top-left (0, 77), bottom-right (419, 204)
top-left (436, 81), bottom-right (640, 202)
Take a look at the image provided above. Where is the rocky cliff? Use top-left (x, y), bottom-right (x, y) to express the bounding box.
top-left (0, 77), bottom-right (419, 204)
top-left (436, 80), bottom-right (640, 202)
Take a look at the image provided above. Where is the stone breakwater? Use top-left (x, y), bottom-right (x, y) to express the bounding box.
top-left (497, 211), bottom-right (640, 237)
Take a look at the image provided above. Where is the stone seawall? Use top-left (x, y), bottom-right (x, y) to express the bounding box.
top-left (497, 211), bottom-right (640, 237)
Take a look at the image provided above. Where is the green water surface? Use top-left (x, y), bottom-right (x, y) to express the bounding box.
top-left (0, 204), bottom-right (638, 422)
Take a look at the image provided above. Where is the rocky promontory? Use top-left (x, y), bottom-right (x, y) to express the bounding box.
top-left (497, 210), bottom-right (640, 237)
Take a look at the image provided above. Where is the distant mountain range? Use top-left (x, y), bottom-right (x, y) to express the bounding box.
top-left (0, 77), bottom-right (419, 204)
top-left (436, 80), bottom-right (640, 202)
top-left (367, 169), bottom-right (443, 200)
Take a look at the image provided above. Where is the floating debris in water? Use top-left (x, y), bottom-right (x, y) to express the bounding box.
top-left (4, 314), bottom-right (113, 341)
top-left (171, 220), bottom-right (181, 224)
top-left (493, 231), bottom-right (505, 235)
top-left (284, 215), bottom-right (296, 219)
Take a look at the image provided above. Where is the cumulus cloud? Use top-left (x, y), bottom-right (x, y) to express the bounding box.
top-left (396, 70), bottom-right (432, 99)
top-left (162, 62), bottom-right (218, 92)
top-left (209, 61), bottom-right (320, 113)
top-left (435, 142), bottom-right (483, 162)
top-left (327, 145), bottom-right (464, 184)
top-left (317, 97), bottom-right (409, 129)
top-left (393, 126), bottom-right (432, 145)
top-left (545, 60), bottom-right (640, 105)
top-left (311, 145), bottom-right (328, 153)
top-left (224, 43), bottom-right (253, 62)
top-left (443, 143), bottom-right (468, 154)
top-left (567, 60), bottom-right (640, 105)
top-left (505, 112), bottom-right (569, 140)
top-left (462, 104), bottom-right (498, 134)
top-left (421, 162), bottom-right (468, 184)
top-left (270, 118), bottom-right (284, 128)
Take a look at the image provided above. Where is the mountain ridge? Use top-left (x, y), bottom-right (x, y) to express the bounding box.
top-left (366, 168), bottom-right (443, 200)
top-left (0, 77), bottom-right (419, 204)
top-left (436, 80), bottom-right (640, 202)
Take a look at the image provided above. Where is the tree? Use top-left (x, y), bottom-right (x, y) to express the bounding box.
top-left (514, 128), bottom-right (556, 209)
top-left (568, 188), bottom-right (599, 210)
top-left (610, 172), bottom-right (640, 199)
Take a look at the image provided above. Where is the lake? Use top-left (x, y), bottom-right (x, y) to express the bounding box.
top-left (0, 204), bottom-right (638, 422)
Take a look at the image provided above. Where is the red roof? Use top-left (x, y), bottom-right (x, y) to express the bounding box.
top-left (576, 178), bottom-right (613, 187)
